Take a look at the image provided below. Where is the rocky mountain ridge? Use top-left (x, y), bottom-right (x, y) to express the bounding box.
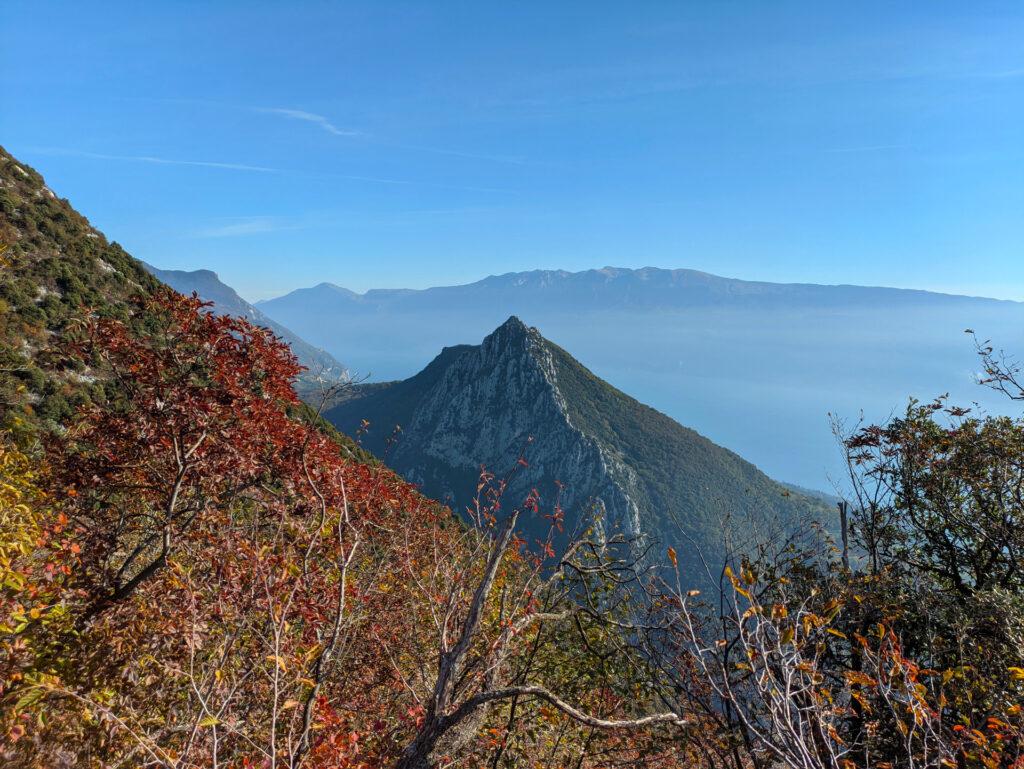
top-left (327, 316), bottom-right (829, 569)
top-left (393, 317), bottom-right (642, 543)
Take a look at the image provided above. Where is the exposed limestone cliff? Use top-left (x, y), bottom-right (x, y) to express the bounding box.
top-left (386, 317), bottom-right (642, 544)
top-left (327, 317), bottom-right (831, 572)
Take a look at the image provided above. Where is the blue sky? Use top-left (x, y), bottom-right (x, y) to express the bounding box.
top-left (2, 1), bottom-right (1023, 301)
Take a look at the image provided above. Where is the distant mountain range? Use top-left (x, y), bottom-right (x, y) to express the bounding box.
top-left (263, 267), bottom-right (1019, 315)
top-left (326, 316), bottom-right (830, 574)
top-left (255, 268), bottom-right (1024, 490)
top-left (144, 265), bottom-right (347, 393)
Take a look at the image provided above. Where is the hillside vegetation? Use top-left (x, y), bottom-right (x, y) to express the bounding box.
top-left (4, 148), bottom-right (1024, 768)
top-left (0, 146), bottom-right (160, 429)
top-left (0, 151), bottom-right (695, 768)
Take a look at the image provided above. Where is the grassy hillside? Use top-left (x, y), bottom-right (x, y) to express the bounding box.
top-left (0, 146), bottom-right (161, 431)
top-left (0, 148), bottom-right (355, 455)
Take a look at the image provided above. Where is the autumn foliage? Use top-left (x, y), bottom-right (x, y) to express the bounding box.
top-left (1, 290), bottom-right (687, 768)
top-left (2, 291), bottom-right (457, 766)
top-left (5, 289), bottom-right (1024, 768)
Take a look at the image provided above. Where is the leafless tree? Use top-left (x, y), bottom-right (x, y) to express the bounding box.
top-left (390, 465), bottom-right (687, 769)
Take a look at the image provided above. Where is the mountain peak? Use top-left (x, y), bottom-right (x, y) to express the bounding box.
top-left (142, 263), bottom-right (221, 283)
top-left (481, 315), bottom-right (539, 357)
top-left (498, 315), bottom-right (529, 334)
top-left (326, 318), bottom-right (829, 575)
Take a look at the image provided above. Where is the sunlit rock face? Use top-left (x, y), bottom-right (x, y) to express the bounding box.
top-left (386, 316), bottom-right (642, 546)
top-left (326, 316), bottom-right (829, 575)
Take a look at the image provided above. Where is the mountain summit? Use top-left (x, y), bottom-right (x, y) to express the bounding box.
top-left (326, 317), bottom-right (828, 570)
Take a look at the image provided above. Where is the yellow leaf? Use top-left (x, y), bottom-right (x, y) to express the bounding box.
top-left (667, 546), bottom-right (678, 568)
top-left (282, 699), bottom-right (300, 710)
top-left (198, 715), bottom-right (220, 727)
top-left (780, 627), bottom-right (795, 645)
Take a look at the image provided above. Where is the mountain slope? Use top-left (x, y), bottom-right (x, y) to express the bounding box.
top-left (256, 268), bottom-right (1024, 490)
top-left (0, 145), bottom-right (161, 429)
top-left (326, 316), bottom-right (829, 573)
top-left (144, 265), bottom-right (347, 390)
top-left (0, 146), bottom-right (344, 435)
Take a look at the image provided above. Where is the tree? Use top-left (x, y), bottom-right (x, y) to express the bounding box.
top-left (653, 541), bottom-right (958, 769)
top-left (633, 333), bottom-right (1024, 769)
top-left (0, 438), bottom-right (78, 750)
top-left (389, 464), bottom-right (687, 769)
top-left (4, 289), bottom-right (445, 767)
top-left (843, 398), bottom-right (1024, 595)
top-left (49, 289), bottom-right (308, 617)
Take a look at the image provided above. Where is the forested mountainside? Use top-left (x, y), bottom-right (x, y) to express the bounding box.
top-left (326, 316), bottom-right (830, 573)
top-left (5, 144), bottom-right (1024, 768)
top-left (144, 264), bottom-right (348, 394)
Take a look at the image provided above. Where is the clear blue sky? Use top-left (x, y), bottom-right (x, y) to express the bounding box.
top-left (2, 1), bottom-right (1023, 301)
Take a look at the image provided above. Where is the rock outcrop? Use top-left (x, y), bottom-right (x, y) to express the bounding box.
top-left (384, 317), bottom-right (642, 544)
top-left (327, 317), bottom-right (830, 571)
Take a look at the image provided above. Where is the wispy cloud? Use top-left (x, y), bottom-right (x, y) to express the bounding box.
top-left (25, 146), bottom-right (516, 194)
top-left (189, 205), bottom-right (507, 240)
top-left (191, 216), bottom-right (299, 238)
top-left (256, 105), bottom-right (527, 164)
top-left (256, 107), bottom-right (362, 137)
top-left (822, 144), bottom-right (907, 154)
top-left (25, 147), bottom-right (278, 173)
